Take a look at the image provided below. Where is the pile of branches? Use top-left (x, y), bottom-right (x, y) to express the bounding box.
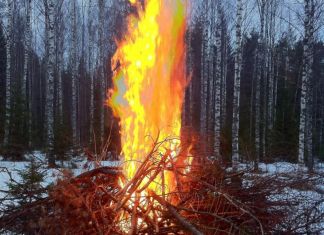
top-left (1, 142), bottom-right (293, 234)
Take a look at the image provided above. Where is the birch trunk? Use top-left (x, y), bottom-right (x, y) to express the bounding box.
top-left (267, 0), bottom-right (277, 137)
top-left (274, 57), bottom-right (279, 122)
top-left (306, 87), bottom-right (313, 168)
top-left (255, 0), bottom-right (266, 169)
top-left (187, 25), bottom-right (193, 128)
top-left (200, 0), bottom-right (209, 140)
top-left (23, 0), bottom-right (32, 147)
top-left (298, 52), bottom-right (308, 164)
top-left (57, 18), bottom-right (64, 121)
top-left (261, 0), bottom-right (270, 159)
top-left (207, 0), bottom-right (215, 154)
top-left (98, 0), bottom-right (105, 146)
top-left (3, 0), bottom-right (13, 146)
top-left (306, 0), bottom-right (315, 169)
top-left (45, 0), bottom-right (55, 165)
top-left (71, 0), bottom-right (79, 147)
top-left (221, 32), bottom-right (228, 128)
top-left (54, 0), bottom-right (64, 123)
top-left (232, 0), bottom-right (243, 169)
top-left (298, 0), bottom-right (313, 165)
top-left (214, 4), bottom-right (222, 157)
top-left (23, 0), bottom-right (31, 101)
top-left (88, 0), bottom-right (94, 144)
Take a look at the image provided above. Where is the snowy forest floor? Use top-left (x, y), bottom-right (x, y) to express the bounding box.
top-left (0, 152), bottom-right (323, 234)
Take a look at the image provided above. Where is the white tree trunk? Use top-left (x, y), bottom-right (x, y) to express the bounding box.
top-left (55, 0), bottom-right (64, 123)
top-left (214, 4), bottom-right (222, 157)
top-left (45, 0), bottom-right (55, 165)
top-left (3, 0), bottom-right (13, 146)
top-left (207, 0), bottom-right (215, 154)
top-left (23, 0), bottom-right (31, 102)
top-left (306, 0), bottom-right (315, 168)
top-left (274, 57), bottom-right (279, 122)
top-left (262, 11), bottom-right (268, 159)
top-left (298, 0), bottom-right (314, 165)
top-left (88, 0), bottom-right (94, 144)
top-left (187, 25), bottom-right (193, 128)
top-left (71, 0), bottom-right (79, 147)
top-left (24, 0), bottom-right (32, 147)
top-left (262, 0), bottom-right (276, 159)
top-left (98, 0), bottom-right (105, 146)
top-left (255, 50), bottom-right (261, 169)
top-left (200, 0), bottom-right (209, 142)
top-left (306, 88), bottom-right (313, 167)
top-left (299, 48), bottom-right (308, 164)
top-left (255, 0), bottom-right (266, 169)
top-left (232, 0), bottom-right (243, 169)
top-left (200, 35), bottom-right (207, 136)
top-left (267, 0), bottom-right (277, 137)
top-left (57, 23), bottom-right (64, 121)
top-left (221, 32), bottom-right (228, 128)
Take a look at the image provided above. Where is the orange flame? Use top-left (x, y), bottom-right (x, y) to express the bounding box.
top-left (109, 0), bottom-right (187, 195)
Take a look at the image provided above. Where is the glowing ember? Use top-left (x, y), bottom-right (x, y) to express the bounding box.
top-left (109, 0), bottom-right (187, 195)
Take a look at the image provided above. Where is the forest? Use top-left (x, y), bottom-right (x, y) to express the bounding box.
top-left (0, 0), bottom-right (323, 234)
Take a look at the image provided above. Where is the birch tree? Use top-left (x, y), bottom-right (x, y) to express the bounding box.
top-left (267, 0), bottom-right (277, 132)
top-left (213, 3), bottom-right (222, 157)
top-left (23, 0), bottom-right (31, 105)
top-left (71, 0), bottom-right (79, 147)
top-left (3, 0), bottom-right (13, 146)
top-left (261, 1), bottom-right (269, 159)
top-left (306, 0), bottom-right (315, 169)
top-left (207, 0), bottom-right (215, 154)
top-left (44, 0), bottom-right (55, 165)
top-left (255, 0), bottom-right (267, 168)
top-left (88, 0), bottom-right (95, 145)
top-left (220, 18), bottom-right (228, 128)
top-left (55, 0), bottom-right (65, 122)
top-left (298, 0), bottom-right (315, 165)
top-left (98, 0), bottom-right (105, 146)
top-left (232, 0), bottom-right (243, 168)
top-left (24, 0), bottom-right (32, 147)
top-left (200, 0), bottom-right (209, 140)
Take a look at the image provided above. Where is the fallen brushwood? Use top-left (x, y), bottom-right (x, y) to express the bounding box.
top-left (2, 142), bottom-right (322, 234)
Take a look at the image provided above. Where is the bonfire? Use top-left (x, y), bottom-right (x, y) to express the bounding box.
top-left (0, 0), bottom-right (286, 234)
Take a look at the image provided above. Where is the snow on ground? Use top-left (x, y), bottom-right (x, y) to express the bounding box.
top-left (237, 161), bottom-right (324, 233)
top-left (270, 186), bottom-right (324, 233)
top-left (0, 151), bottom-right (120, 210)
top-left (222, 160), bottom-right (324, 233)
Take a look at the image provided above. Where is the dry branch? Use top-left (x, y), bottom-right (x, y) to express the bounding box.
top-left (2, 142), bottom-right (319, 234)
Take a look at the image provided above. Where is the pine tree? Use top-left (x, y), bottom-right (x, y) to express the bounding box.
top-left (7, 160), bottom-right (47, 205)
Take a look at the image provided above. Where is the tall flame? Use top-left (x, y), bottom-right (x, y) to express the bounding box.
top-left (109, 0), bottom-right (187, 195)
